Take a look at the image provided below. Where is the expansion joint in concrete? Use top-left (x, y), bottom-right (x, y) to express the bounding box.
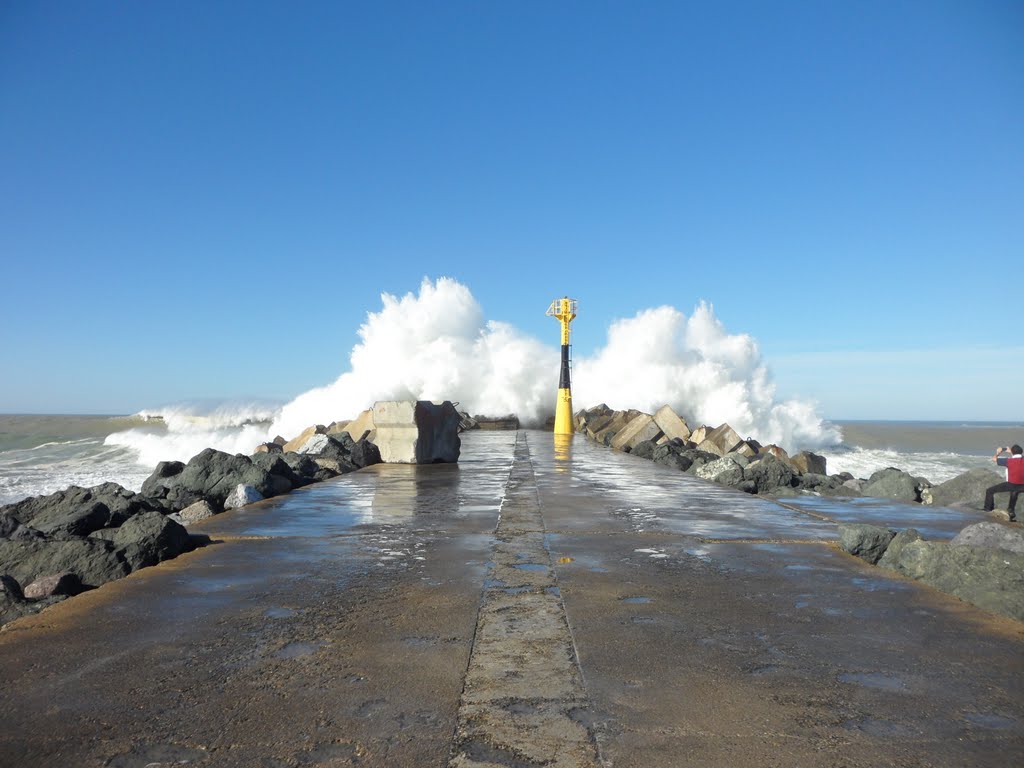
top-left (449, 432), bottom-right (603, 768)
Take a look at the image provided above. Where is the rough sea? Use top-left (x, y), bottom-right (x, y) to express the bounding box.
top-left (1, 411), bottom-right (1019, 507)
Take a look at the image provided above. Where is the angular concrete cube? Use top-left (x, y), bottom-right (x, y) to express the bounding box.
top-left (372, 401), bottom-right (461, 464)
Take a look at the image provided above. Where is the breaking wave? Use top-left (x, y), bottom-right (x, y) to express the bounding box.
top-left (100, 277), bottom-right (837, 471)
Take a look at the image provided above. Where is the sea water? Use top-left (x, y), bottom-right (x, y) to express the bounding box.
top-left (1, 412), bottom-right (1020, 507)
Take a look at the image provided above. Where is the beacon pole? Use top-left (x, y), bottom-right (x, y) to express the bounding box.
top-left (546, 297), bottom-right (577, 436)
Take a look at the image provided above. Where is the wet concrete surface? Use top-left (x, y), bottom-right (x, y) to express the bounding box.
top-left (1, 431), bottom-right (1022, 767)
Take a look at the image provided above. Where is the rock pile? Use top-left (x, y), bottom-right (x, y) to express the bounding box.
top-left (839, 522), bottom-right (1024, 621)
top-left (0, 429), bottom-right (382, 628)
top-left (574, 404), bottom-right (834, 498)
top-left (575, 404), bottom-right (1018, 515)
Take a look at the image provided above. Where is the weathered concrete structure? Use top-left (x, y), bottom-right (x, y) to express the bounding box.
top-left (372, 400), bottom-right (461, 464)
top-left (1, 432), bottom-right (1021, 767)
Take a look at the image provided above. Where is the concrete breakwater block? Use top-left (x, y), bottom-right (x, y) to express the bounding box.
top-left (372, 401), bottom-right (461, 464)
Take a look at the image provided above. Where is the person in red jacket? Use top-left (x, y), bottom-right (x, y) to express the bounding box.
top-left (984, 444), bottom-right (1024, 521)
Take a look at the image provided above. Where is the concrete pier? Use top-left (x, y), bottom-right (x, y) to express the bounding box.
top-left (1, 432), bottom-right (1022, 767)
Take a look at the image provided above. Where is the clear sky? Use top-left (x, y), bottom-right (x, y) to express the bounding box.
top-left (1, 1), bottom-right (1021, 420)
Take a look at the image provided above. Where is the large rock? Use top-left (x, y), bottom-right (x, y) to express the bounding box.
top-left (704, 424), bottom-right (743, 455)
top-left (223, 484), bottom-right (264, 510)
top-left (140, 448), bottom-right (280, 511)
top-left (861, 468), bottom-right (924, 503)
top-left (631, 440), bottom-right (657, 460)
top-left (177, 500), bottom-right (217, 525)
top-left (0, 538), bottom-right (129, 588)
top-left (1, 483), bottom-right (160, 538)
top-left (372, 401), bottom-right (461, 464)
top-left (342, 409), bottom-right (376, 442)
top-left (293, 433), bottom-right (332, 455)
top-left (877, 528), bottom-right (923, 570)
top-left (652, 405), bottom-right (691, 443)
top-left (1, 573), bottom-right (28, 626)
top-left (593, 410), bottom-right (641, 446)
top-left (695, 457), bottom-right (745, 487)
top-left (351, 438), bottom-right (382, 469)
top-left (651, 444), bottom-right (694, 472)
top-left (838, 524), bottom-right (896, 565)
top-left (950, 522), bottom-right (1024, 555)
top-left (22, 571), bottom-right (84, 599)
top-left (892, 540), bottom-right (1024, 621)
top-left (610, 414), bottom-right (662, 452)
top-left (921, 468), bottom-right (1005, 510)
top-left (694, 438), bottom-right (725, 457)
top-left (791, 451), bottom-right (827, 476)
top-left (253, 442), bottom-right (283, 454)
top-left (745, 455), bottom-right (796, 494)
top-left (113, 512), bottom-right (191, 571)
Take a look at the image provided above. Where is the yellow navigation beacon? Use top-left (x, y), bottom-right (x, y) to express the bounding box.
top-left (546, 297), bottom-right (577, 435)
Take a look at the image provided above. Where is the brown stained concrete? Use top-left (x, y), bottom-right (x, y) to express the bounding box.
top-left (0, 430), bottom-right (1022, 767)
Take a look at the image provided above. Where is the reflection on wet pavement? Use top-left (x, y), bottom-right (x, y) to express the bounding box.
top-left (1, 430), bottom-right (1022, 768)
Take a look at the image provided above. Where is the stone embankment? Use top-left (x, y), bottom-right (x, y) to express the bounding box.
top-left (1, 427), bottom-right (381, 627)
top-left (575, 404), bottom-right (1019, 514)
top-left (839, 521), bottom-right (1024, 620)
top-left (575, 404), bottom-right (835, 497)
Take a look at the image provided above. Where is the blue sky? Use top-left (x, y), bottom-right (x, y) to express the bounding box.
top-left (1, 1), bottom-right (1021, 419)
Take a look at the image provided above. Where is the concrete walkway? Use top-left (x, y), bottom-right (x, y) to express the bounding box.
top-left (1, 431), bottom-right (1022, 767)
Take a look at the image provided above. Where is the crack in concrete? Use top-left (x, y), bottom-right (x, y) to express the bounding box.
top-left (450, 433), bottom-right (602, 768)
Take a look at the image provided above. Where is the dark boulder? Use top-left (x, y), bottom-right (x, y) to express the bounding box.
top-left (891, 539), bottom-right (1024, 621)
top-left (838, 524), bottom-right (896, 565)
top-left (861, 468), bottom-right (927, 503)
top-left (921, 468), bottom-right (1005, 510)
top-left (249, 453), bottom-right (300, 494)
top-left (630, 440), bottom-right (657, 460)
top-left (1, 483), bottom-right (162, 538)
top-left (745, 455), bottom-right (796, 494)
top-left (877, 528), bottom-right (923, 570)
top-left (113, 512), bottom-right (191, 571)
top-left (279, 453), bottom-right (322, 486)
top-left (679, 448), bottom-right (720, 473)
top-left (351, 438), bottom-right (382, 469)
top-left (0, 538), bottom-right (129, 588)
top-left (140, 448), bottom-right (279, 511)
top-left (1, 573), bottom-right (28, 625)
top-left (950, 522), bottom-right (1024, 555)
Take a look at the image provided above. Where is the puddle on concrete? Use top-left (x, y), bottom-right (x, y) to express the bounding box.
top-left (484, 578), bottom-right (507, 589)
top-left (964, 712), bottom-right (1017, 729)
top-left (263, 607), bottom-right (296, 619)
top-left (545, 586), bottom-right (561, 596)
top-left (621, 596), bottom-right (651, 604)
top-left (590, 567), bottom-right (609, 573)
top-left (785, 564), bottom-right (815, 571)
top-left (794, 601), bottom-right (810, 609)
top-left (837, 672), bottom-right (907, 692)
top-left (512, 563), bottom-right (547, 571)
top-left (274, 642), bottom-right (323, 659)
top-left (631, 616), bottom-right (656, 625)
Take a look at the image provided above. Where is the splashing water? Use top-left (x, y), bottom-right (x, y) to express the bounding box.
top-left (1, 277), bottom-right (844, 502)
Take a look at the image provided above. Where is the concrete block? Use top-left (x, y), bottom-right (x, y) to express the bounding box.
top-left (653, 405), bottom-right (691, 443)
top-left (611, 414), bottom-right (661, 452)
top-left (341, 409), bottom-right (375, 442)
top-left (695, 438), bottom-right (725, 457)
top-left (283, 424), bottom-right (327, 453)
top-left (689, 425), bottom-right (710, 445)
top-left (706, 423), bottom-right (743, 454)
top-left (593, 411), bottom-right (633, 444)
top-left (372, 401), bottom-right (461, 464)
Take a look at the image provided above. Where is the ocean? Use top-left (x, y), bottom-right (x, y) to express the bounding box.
top-left (1, 412), bottom-right (1020, 507)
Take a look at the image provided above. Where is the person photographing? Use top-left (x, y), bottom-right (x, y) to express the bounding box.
top-left (984, 444), bottom-right (1024, 522)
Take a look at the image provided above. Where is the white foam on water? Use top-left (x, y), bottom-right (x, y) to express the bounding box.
top-left (821, 446), bottom-right (995, 484)
top-left (7, 277), bottom-right (844, 502)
